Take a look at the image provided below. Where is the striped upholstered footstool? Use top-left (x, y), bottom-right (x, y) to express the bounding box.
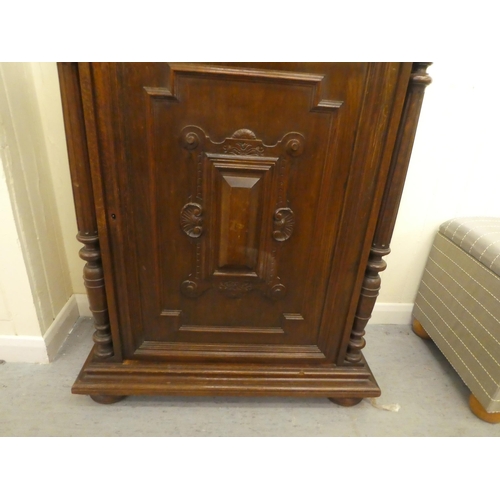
top-left (412, 217), bottom-right (500, 423)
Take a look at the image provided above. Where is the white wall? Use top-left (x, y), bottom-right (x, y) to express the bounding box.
top-left (0, 158), bottom-right (41, 338)
top-left (30, 63), bottom-right (83, 294)
top-left (380, 61), bottom-right (500, 306)
top-left (0, 63), bottom-right (78, 362)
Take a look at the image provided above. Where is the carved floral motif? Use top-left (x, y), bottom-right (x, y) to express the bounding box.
top-left (223, 142), bottom-right (265, 156)
top-left (219, 281), bottom-right (254, 297)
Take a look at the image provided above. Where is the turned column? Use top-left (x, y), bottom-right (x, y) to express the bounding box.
top-left (58, 62), bottom-right (114, 360)
top-left (346, 247), bottom-right (389, 363)
top-left (77, 233), bottom-right (113, 358)
top-left (345, 62), bottom-right (432, 364)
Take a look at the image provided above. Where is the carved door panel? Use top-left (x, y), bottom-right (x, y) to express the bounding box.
top-left (90, 63), bottom-right (409, 363)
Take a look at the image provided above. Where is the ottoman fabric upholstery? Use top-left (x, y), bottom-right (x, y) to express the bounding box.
top-left (439, 217), bottom-right (500, 276)
top-left (413, 217), bottom-right (500, 413)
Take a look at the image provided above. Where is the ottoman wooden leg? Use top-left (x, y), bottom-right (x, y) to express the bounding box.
top-left (469, 394), bottom-right (500, 424)
top-left (412, 318), bottom-right (431, 340)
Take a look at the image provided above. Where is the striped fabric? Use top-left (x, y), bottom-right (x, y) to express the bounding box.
top-left (413, 224), bottom-right (500, 413)
top-left (440, 217), bottom-right (500, 277)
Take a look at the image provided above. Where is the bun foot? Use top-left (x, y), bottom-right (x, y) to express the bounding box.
top-left (329, 397), bottom-right (362, 407)
top-left (469, 394), bottom-right (500, 424)
top-left (412, 318), bottom-right (431, 340)
top-left (90, 395), bottom-right (126, 405)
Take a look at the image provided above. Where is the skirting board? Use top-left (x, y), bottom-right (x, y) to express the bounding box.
top-left (75, 293), bottom-right (91, 317)
top-left (75, 294), bottom-right (413, 325)
top-left (369, 303), bottom-right (413, 325)
top-left (0, 295), bottom-right (79, 364)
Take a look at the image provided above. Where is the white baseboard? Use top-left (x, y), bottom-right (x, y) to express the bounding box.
top-left (370, 303), bottom-right (414, 325)
top-left (75, 293), bottom-right (91, 317)
top-left (43, 295), bottom-right (80, 361)
top-left (73, 294), bottom-right (414, 325)
top-left (0, 295), bottom-right (79, 363)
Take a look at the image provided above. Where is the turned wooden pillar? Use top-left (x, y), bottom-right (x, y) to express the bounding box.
top-left (345, 62), bottom-right (432, 364)
top-left (77, 232), bottom-right (113, 358)
top-left (58, 62), bottom-right (114, 360)
top-left (345, 247), bottom-right (389, 363)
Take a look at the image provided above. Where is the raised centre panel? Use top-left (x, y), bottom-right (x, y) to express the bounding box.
top-left (217, 172), bottom-right (263, 271)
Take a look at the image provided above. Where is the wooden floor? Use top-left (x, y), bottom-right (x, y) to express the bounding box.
top-left (1, 318), bottom-right (499, 436)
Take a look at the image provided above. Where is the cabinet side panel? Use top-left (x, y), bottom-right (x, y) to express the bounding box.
top-left (373, 63), bottom-right (432, 248)
top-left (317, 63), bottom-right (413, 362)
top-left (58, 63), bottom-right (121, 360)
top-left (340, 63), bottom-right (432, 364)
top-left (57, 62), bottom-right (96, 233)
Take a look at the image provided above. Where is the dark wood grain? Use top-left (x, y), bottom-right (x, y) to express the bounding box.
top-left (59, 63), bottom-right (430, 402)
top-left (57, 63), bottom-right (96, 232)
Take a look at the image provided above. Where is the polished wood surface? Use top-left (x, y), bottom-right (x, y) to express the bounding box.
top-left (58, 63), bottom-right (430, 402)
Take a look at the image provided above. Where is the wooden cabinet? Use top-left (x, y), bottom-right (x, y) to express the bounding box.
top-left (58, 63), bottom-right (431, 405)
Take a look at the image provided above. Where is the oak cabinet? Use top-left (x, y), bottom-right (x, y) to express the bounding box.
top-left (58, 63), bottom-right (431, 405)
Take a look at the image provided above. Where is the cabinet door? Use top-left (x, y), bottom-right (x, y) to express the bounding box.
top-left (88, 63), bottom-right (410, 363)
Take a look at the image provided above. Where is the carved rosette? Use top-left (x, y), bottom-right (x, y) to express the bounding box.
top-left (181, 129), bottom-right (201, 150)
top-left (180, 202), bottom-right (203, 238)
top-left (273, 208), bottom-right (295, 242)
top-left (285, 137), bottom-right (304, 157)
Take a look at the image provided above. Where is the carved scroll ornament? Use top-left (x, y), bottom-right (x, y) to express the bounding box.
top-left (273, 207), bottom-right (295, 242)
top-left (180, 202), bottom-right (203, 238)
